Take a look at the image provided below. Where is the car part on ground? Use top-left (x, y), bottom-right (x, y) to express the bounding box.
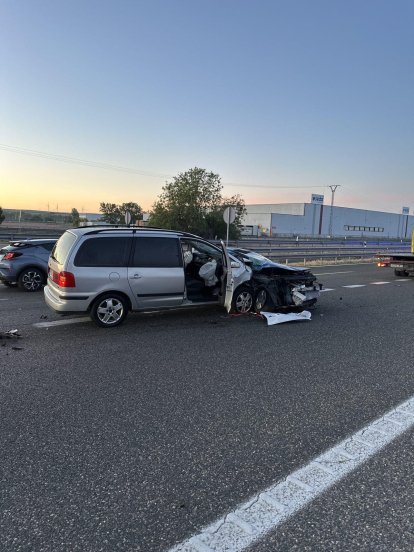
top-left (261, 310), bottom-right (312, 325)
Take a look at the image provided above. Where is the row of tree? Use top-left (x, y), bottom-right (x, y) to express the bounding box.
top-left (0, 168), bottom-right (246, 239)
top-left (98, 167), bottom-right (246, 239)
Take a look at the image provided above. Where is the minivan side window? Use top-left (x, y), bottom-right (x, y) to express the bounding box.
top-left (74, 237), bottom-right (131, 267)
top-left (132, 237), bottom-right (182, 268)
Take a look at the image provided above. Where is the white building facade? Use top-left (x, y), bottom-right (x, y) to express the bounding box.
top-left (242, 203), bottom-right (414, 238)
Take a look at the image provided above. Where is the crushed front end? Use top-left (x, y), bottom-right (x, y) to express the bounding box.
top-left (252, 266), bottom-right (323, 310)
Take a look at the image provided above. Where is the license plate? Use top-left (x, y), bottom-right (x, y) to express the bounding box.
top-left (390, 264), bottom-right (403, 268)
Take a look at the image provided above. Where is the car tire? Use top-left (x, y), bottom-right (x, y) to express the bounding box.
top-left (2, 281), bottom-right (18, 287)
top-left (254, 287), bottom-right (275, 313)
top-left (230, 286), bottom-right (254, 314)
top-left (394, 269), bottom-right (408, 277)
top-left (90, 294), bottom-right (128, 328)
top-left (18, 268), bottom-right (45, 292)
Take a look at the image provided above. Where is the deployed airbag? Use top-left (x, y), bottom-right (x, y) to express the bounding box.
top-left (199, 261), bottom-right (218, 286)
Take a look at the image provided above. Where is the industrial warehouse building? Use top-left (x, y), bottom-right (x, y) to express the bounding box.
top-left (242, 201), bottom-right (414, 238)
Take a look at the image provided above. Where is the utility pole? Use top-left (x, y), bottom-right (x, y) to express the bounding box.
top-left (328, 185), bottom-right (340, 237)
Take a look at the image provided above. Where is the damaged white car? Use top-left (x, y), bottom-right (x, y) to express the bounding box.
top-left (44, 227), bottom-right (322, 327)
top-left (228, 248), bottom-right (323, 313)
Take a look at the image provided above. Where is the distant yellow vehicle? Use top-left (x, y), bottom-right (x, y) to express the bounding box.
top-left (377, 230), bottom-right (414, 277)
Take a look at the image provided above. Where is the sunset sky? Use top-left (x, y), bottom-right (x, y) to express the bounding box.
top-left (1, 0), bottom-right (413, 215)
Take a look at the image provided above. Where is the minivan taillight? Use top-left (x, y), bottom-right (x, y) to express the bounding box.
top-left (58, 271), bottom-right (76, 287)
top-left (3, 252), bottom-right (22, 260)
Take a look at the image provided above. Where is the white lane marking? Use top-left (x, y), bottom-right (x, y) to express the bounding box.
top-left (33, 317), bottom-right (89, 328)
top-left (370, 281), bottom-right (390, 285)
top-left (0, 298), bottom-right (9, 301)
top-left (342, 285), bottom-right (365, 288)
top-left (168, 396), bottom-right (414, 552)
top-left (309, 262), bottom-right (375, 268)
top-left (313, 271), bottom-right (354, 276)
top-left (395, 279), bottom-right (410, 282)
top-left (320, 288), bottom-right (335, 292)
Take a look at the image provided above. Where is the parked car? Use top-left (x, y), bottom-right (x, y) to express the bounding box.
top-left (0, 239), bottom-right (57, 291)
top-left (44, 227), bottom-right (322, 327)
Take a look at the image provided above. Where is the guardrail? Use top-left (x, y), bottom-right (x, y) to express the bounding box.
top-left (0, 233), bottom-right (410, 265)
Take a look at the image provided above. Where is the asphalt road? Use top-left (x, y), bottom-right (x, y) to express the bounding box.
top-left (1, 263), bottom-right (414, 551)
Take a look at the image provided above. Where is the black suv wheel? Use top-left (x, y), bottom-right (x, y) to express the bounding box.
top-left (18, 268), bottom-right (45, 292)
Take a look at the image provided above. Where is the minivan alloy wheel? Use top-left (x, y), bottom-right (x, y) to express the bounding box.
top-left (96, 298), bottom-right (124, 325)
top-left (235, 291), bottom-right (253, 313)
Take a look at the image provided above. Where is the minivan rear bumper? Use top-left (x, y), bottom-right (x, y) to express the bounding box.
top-left (44, 285), bottom-right (90, 313)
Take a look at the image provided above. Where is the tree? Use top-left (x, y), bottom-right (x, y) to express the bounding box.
top-left (99, 202), bottom-right (143, 224)
top-left (68, 207), bottom-right (80, 227)
top-left (118, 202), bottom-right (143, 224)
top-left (99, 202), bottom-right (121, 223)
top-left (0, 206), bottom-right (5, 225)
top-left (204, 195), bottom-right (247, 240)
top-left (148, 167), bottom-right (245, 239)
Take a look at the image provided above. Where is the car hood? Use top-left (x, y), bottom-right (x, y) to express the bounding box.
top-left (253, 261), bottom-right (311, 276)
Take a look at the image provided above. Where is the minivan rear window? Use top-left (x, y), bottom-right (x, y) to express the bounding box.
top-left (74, 237), bottom-right (131, 267)
top-left (51, 232), bottom-right (77, 265)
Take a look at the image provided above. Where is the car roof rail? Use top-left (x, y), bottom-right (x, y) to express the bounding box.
top-left (82, 226), bottom-right (204, 240)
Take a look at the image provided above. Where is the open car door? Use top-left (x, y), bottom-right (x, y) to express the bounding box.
top-left (220, 240), bottom-right (234, 312)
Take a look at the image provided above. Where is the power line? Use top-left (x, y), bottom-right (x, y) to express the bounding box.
top-left (222, 183), bottom-right (324, 189)
top-left (339, 186), bottom-right (400, 214)
top-left (0, 143), bottom-right (325, 190)
top-left (0, 144), bottom-right (174, 179)
top-left (2, 144), bottom-right (406, 207)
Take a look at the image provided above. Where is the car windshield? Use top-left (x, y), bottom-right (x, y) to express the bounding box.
top-left (231, 249), bottom-right (271, 269)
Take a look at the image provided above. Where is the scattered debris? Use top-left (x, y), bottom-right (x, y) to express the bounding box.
top-left (261, 310), bottom-right (311, 326)
top-left (0, 329), bottom-right (21, 339)
top-left (40, 315), bottom-right (48, 319)
top-left (11, 346), bottom-right (23, 351)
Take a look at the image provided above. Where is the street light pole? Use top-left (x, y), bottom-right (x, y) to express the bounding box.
top-left (328, 185), bottom-right (340, 236)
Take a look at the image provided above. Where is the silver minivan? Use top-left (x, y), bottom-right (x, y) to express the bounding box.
top-left (44, 227), bottom-right (252, 327)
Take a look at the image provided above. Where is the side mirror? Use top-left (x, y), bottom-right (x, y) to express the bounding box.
top-left (242, 257), bottom-right (253, 265)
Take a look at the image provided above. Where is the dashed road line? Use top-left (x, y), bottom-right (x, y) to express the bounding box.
top-left (33, 317), bottom-right (90, 328)
top-left (168, 397), bottom-right (414, 552)
top-left (342, 285), bottom-right (365, 288)
top-left (370, 281), bottom-right (391, 285)
top-left (320, 288), bottom-right (335, 292)
top-left (395, 279), bottom-right (411, 282)
top-left (312, 271), bottom-right (354, 276)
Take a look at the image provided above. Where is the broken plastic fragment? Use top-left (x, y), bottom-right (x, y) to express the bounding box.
top-left (0, 329), bottom-right (21, 339)
top-left (261, 311), bottom-right (311, 326)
